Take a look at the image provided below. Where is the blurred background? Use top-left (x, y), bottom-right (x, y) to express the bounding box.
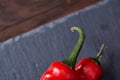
top-left (0, 0), bottom-right (120, 80)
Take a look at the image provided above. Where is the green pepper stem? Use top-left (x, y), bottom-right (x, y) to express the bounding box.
top-left (62, 26), bottom-right (85, 69)
top-left (96, 44), bottom-right (106, 62)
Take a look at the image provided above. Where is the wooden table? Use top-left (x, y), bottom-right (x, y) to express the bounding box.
top-left (0, 0), bottom-right (99, 42)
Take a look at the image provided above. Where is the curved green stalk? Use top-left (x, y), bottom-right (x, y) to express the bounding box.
top-left (62, 26), bottom-right (85, 69)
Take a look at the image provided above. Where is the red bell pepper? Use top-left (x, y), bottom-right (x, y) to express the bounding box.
top-left (40, 26), bottom-right (105, 80)
top-left (75, 44), bottom-right (105, 80)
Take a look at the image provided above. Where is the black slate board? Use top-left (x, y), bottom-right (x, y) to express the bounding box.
top-left (0, 0), bottom-right (120, 80)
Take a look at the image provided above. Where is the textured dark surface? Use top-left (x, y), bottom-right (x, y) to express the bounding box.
top-left (0, 0), bottom-right (120, 80)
